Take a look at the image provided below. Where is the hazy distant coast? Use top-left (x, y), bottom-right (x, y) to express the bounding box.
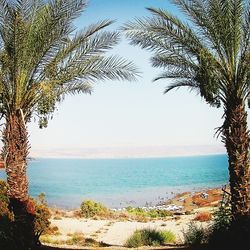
top-left (30, 144), bottom-right (226, 159)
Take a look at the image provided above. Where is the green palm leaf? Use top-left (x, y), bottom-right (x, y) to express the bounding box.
top-left (0, 0), bottom-right (138, 126)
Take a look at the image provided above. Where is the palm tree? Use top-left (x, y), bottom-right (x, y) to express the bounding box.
top-left (0, 0), bottom-right (137, 248)
top-left (123, 0), bottom-right (249, 228)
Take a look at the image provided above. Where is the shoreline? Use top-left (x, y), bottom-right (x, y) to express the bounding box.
top-left (43, 186), bottom-right (225, 248)
top-left (48, 185), bottom-right (227, 212)
top-left (0, 170), bottom-right (227, 209)
top-left (45, 183), bottom-right (227, 210)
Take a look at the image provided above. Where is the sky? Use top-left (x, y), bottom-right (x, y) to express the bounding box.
top-left (28, 0), bottom-right (234, 158)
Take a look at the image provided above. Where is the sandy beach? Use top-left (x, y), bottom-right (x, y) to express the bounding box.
top-left (41, 188), bottom-right (224, 248)
top-left (48, 213), bottom-right (209, 246)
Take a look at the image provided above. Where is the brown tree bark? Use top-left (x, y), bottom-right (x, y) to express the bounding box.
top-left (2, 110), bottom-right (36, 250)
top-left (223, 99), bottom-right (250, 238)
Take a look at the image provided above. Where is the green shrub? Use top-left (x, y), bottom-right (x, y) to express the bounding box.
top-left (33, 193), bottom-right (51, 238)
top-left (159, 230), bottom-right (176, 243)
top-left (125, 228), bottom-right (175, 248)
top-left (65, 232), bottom-right (85, 245)
top-left (0, 180), bottom-right (15, 250)
top-left (207, 188), bottom-right (250, 249)
top-left (125, 207), bottom-right (147, 221)
top-left (125, 206), bottom-right (172, 219)
top-left (183, 222), bottom-right (208, 246)
top-left (207, 191), bottom-right (233, 248)
top-left (80, 200), bottom-right (109, 218)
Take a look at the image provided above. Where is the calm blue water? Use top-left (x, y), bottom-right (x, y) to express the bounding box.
top-left (0, 154), bottom-right (228, 208)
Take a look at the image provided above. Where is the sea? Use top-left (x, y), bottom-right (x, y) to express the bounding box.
top-left (0, 154), bottom-right (228, 209)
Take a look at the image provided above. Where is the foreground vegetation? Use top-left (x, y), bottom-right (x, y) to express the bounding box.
top-left (0, 180), bottom-right (51, 249)
top-left (40, 232), bottom-right (109, 248)
top-left (79, 199), bottom-right (174, 222)
top-left (41, 191), bottom-right (248, 249)
top-left (1, 179), bottom-right (245, 249)
top-left (125, 228), bottom-right (176, 248)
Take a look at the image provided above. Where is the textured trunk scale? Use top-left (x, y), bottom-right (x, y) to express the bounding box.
top-left (2, 110), bottom-right (36, 250)
top-left (3, 111), bottom-right (29, 201)
top-left (223, 102), bottom-right (250, 223)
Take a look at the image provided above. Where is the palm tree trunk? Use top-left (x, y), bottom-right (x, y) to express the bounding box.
top-left (223, 100), bottom-right (250, 230)
top-left (2, 110), bottom-right (36, 250)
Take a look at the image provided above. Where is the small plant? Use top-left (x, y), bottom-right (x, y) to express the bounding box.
top-left (66, 232), bottom-right (85, 245)
top-left (207, 188), bottom-right (233, 248)
top-left (183, 222), bottom-right (208, 246)
top-left (159, 230), bottom-right (176, 243)
top-left (40, 235), bottom-right (63, 245)
top-left (80, 200), bottom-right (110, 218)
top-left (84, 238), bottom-right (109, 247)
top-left (194, 212), bottom-right (212, 222)
top-left (125, 228), bottom-right (175, 248)
top-left (0, 181), bottom-right (14, 250)
top-left (125, 206), bottom-right (172, 219)
top-left (45, 225), bottom-right (60, 236)
top-left (33, 193), bottom-right (51, 241)
top-left (53, 216), bottom-right (62, 220)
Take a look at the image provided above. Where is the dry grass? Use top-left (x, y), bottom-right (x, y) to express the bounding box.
top-left (41, 231), bottom-right (109, 248)
top-left (53, 216), bottom-right (62, 220)
top-left (194, 212), bottom-right (212, 222)
top-left (45, 226), bottom-right (61, 236)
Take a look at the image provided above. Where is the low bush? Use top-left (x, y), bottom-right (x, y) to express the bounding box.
top-left (0, 180), bottom-right (51, 249)
top-left (125, 206), bottom-right (172, 219)
top-left (184, 189), bottom-right (249, 249)
top-left (159, 230), bottom-right (176, 243)
top-left (41, 233), bottom-right (109, 247)
top-left (0, 180), bottom-right (14, 249)
top-left (33, 193), bottom-right (51, 239)
top-left (194, 212), bottom-right (212, 222)
top-left (45, 225), bottom-right (60, 236)
top-left (207, 191), bottom-right (233, 248)
top-left (80, 200), bottom-right (110, 218)
top-left (66, 232), bottom-right (85, 245)
top-left (125, 228), bottom-right (175, 248)
top-left (183, 222), bottom-right (208, 246)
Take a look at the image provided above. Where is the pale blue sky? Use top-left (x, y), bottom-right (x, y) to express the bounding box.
top-left (29, 0), bottom-right (238, 157)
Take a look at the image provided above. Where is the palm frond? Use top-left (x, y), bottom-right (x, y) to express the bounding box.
top-left (151, 53), bottom-right (198, 71)
top-left (153, 71), bottom-right (194, 82)
top-left (44, 21), bottom-right (117, 79)
top-left (124, 0), bottom-right (249, 108)
top-left (0, 0), bottom-right (138, 125)
top-left (54, 55), bottom-right (138, 83)
top-left (164, 79), bottom-right (199, 93)
top-left (123, 8), bottom-right (204, 57)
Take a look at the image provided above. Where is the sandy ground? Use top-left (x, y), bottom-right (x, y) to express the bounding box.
top-left (49, 213), bottom-right (210, 246)
top-left (43, 188), bottom-right (224, 248)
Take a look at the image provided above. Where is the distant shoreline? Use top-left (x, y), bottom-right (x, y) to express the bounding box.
top-left (30, 152), bottom-right (227, 160)
top-left (29, 144), bottom-right (226, 159)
